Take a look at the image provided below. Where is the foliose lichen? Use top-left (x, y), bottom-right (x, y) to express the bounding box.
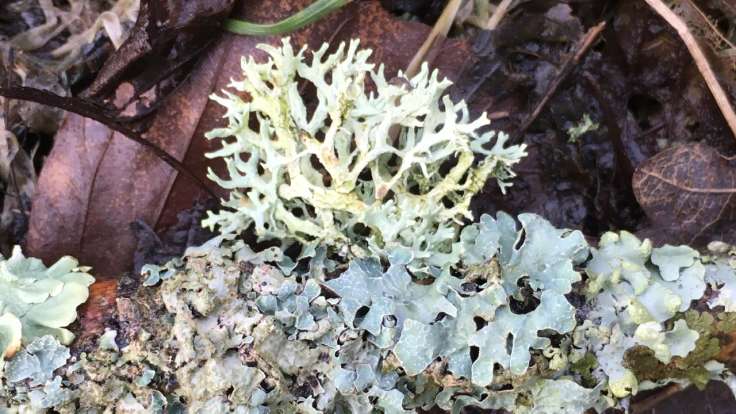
top-left (0, 246), bottom-right (94, 358)
top-left (0, 247), bottom-right (93, 411)
top-left (4, 213), bottom-right (736, 413)
top-left (5, 38), bottom-right (736, 414)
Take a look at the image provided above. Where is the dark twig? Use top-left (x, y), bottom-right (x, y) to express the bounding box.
top-left (630, 383), bottom-right (683, 413)
top-left (0, 85), bottom-right (217, 199)
top-left (516, 21), bottom-right (607, 140)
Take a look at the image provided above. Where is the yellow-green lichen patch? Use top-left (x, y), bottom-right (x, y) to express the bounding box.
top-left (624, 310), bottom-right (736, 389)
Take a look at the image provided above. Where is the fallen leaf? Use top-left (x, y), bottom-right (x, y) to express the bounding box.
top-left (455, 1), bottom-right (735, 239)
top-left (25, 46), bottom-right (224, 278)
top-left (26, 0), bottom-right (471, 278)
top-left (80, 0), bottom-right (235, 124)
top-left (633, 142), bottom-right (736, 245)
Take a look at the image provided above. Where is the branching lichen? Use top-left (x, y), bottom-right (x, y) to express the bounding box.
top-left (204, 38), bottom-right (526, 274)
top-left (5, 38), bottom-right (736, 414)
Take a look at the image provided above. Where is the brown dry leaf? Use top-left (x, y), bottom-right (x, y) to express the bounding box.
top-left (80, 0), bottom-right (235, 123)
top-left (26, 0), bottom-right (471, 280)
top-left (633, 142), bottom-right (736, 245)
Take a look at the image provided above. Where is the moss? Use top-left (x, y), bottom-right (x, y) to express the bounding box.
top-left (570, 352), bottom-right (599, 388)
top-left (625, 310), bottom-right (736, 389)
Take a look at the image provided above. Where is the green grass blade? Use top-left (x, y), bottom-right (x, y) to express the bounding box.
top-left (224, 0), bottom-right (351, 36)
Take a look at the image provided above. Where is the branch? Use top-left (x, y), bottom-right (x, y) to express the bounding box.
top-left (516, 21), bottom-right (606, 140)
top-left (0, 85), bottom-right (217, 199)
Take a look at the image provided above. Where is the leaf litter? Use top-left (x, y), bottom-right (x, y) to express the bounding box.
top-left (23, 0), bottom-right (472, 277)
top-left (2, 0), bottom-right (736, 411)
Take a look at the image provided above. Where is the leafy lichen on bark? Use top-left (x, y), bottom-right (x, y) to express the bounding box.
top-left (625, 310), bottom-right (736, 389)
top-left (4, 37), bottom-right (736, 414)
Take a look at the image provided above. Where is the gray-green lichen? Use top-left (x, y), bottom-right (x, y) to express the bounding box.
top-left (574, 231), bottom-right (736, 400)
top-left (203, 37), bottom-right (526, 275)
top-left (0, 246), bottom-right (94, 359)
top-left (4, 214), bottom-right (736, 413)
top-left (0, 247), bottom-right (93, 412)
top-left (5, 38), bottom-right (736, 414)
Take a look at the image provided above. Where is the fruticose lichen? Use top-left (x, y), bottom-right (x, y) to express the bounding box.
top-left (203, 37), bottom-right (527, 275)
top-left (4, 38), bottom-right (736, 414)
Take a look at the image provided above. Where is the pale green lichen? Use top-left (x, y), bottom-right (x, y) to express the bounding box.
top-left (91, 38), bottom-right (736, 413)
top-left (566, 113), bottom-right (599, 143)
top-left (704, 243), bottom-right (736, 312)
top-left (0, 313), bottom-right (22, 361)
top-left (0, 246), bottom-right (94, 357)
top-left (651, 244), bottom-right (699, 282)
top-left (6, 38), bottom-right (736, 414)
top-left (574, 231), bottom-right (736, 399)
top-left (0, 249), bottom-right (92, 412)
top-left (633, 320), bottom-right (699, 363)
top-left (8, 215), bottom-right (736, 413)
top-left (5, 335), bottom-right (69, 386)
top-left (203, 37), bottom-right (526, 274)
top-left (624, 309), bottom-right (736, 389)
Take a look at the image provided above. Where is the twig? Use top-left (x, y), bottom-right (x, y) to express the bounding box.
top-left (684, 0), bottom-right (736, 50)
top-left (516, 21), bottom-right (606, 140)
top-left (630, 383), bottom-right (683, 413)
top-left (405, 0), bottom-right (463, 78)
top-left (0, 85), bottom-right (217, 199)
top-left (644, 0), bottom-right (736, 140)
top-left (486, 0), bottom-right (514, 30)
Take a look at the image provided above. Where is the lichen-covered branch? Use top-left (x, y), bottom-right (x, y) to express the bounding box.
top-left (2, 38), bottom-right (736, 414)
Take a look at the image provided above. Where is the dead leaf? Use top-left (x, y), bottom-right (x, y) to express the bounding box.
top-left (456, 1), bottom-right (735, 239)
top-left (80, 0), bottom-right (235, 124)
top-left (26, 0), bottom-right (472, 278)
top-left (633, 142), bottom-right (736, 245)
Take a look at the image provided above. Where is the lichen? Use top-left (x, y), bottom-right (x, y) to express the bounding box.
top-left (575, 232), bottom-right (736, 400)
top-left (5, 38), bottom-right (736, 414)
top-left (203, 37), bottom-right (526, 275)
top-left (625, 310), bottom-right (736, 389)
top-left (0, 246), bottom-right (94, 357)
top-left (7, 214), bottom-right (736, 413)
